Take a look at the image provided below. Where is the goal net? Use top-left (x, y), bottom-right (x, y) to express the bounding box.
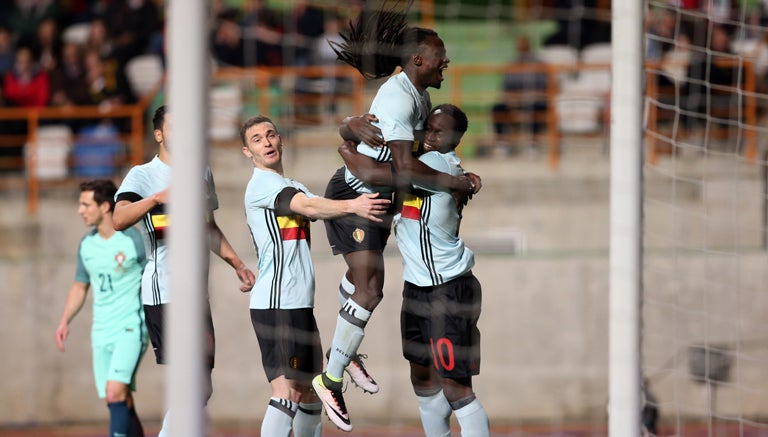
top-left (643, 0), bottom-right (768, 434)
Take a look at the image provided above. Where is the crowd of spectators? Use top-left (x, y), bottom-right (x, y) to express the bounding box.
top-left (489, 0), bottom-right (768, 154)
top-left (0, 0), bottom-right (367, 169)
top-left (645, 1), bottom-right (768, 135)
top-left (8, 0), bottom-right (766, 164)
top-left (0, 0), bottom-right (369, 111)
top-left (209, 0), bottom-right (365, 69)
top-left (0, 0), bottom-right (164, 112)
top-left (0, 0), bottom-right (166, 166)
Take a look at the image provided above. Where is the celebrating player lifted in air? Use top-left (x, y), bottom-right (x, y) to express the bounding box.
top-left (313, 0), bottom-right (481, 431)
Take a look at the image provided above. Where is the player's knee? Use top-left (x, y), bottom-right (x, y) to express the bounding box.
top-left (104, 382), bottom-right (129, 404)
top-left (440, 377), bottom-right (474, 403)
top-left (410, 366), bottom-right (437, 388)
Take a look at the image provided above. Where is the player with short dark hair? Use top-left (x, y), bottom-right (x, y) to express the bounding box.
top-left (312, 1), bottom-right (481, 431)
top-left (113, 105), bottom-right (256, 436)
top-left (239, 115), bottom-right (389, 436)
top-left (55, 179), bottom-right (148, 437)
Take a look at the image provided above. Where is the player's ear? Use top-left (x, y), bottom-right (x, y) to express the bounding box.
top-left (153, 129), bottom-right (163, 144)
top-left (241, 145), bottom-right (252, 159)
top-left (413, 55), bottom-right (422, 66)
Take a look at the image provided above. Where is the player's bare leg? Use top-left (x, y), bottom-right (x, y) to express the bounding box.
top-left (315, 250), bottom-right (384, 431)
top-left (410, 363), bottom-right (451, 437)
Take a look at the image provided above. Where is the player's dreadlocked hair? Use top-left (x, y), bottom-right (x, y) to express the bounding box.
top-left (329, 0), bottom-right (437, 79)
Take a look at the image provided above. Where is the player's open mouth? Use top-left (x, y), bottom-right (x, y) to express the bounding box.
top-left (423, 142), bottom-right (436, 152)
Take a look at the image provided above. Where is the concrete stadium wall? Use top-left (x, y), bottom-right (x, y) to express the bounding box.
top-left (4, 247), bottom-right (768, 427)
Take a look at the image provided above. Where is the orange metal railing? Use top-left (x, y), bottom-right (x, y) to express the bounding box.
top-left (213, 64), bottom-right (366, 124)
top-left (0, 104), bottom-right (147, 214)
top-left (0, 65), bottom-right (365, 214)
top-left (447, 62), bottom-right (611, 169)
top-left (1, 61), bottom-right (759, 213)
top-left (644, 58), bottom-right (757, 164)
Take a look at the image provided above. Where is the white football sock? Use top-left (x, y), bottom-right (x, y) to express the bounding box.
top-left (292, 402), bottom-right (322, 437)
top-left (260, 397), bottom-right (296, 437)
top-left (454, 397), bottom-right (490, 437)
top-left (326, 298), bottom-right (370, 380)
top-left (416, 390), bottom-right (452, 437)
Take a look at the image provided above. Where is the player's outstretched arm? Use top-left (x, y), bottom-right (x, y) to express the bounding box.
top-left (388, 140), bottom-right (477, 194)
top-left (345, 193), bottom-right (392, 221)
top-left (113, 189), bottom-right (168, 231)
top-left (208, 213), bottom-right (255, 293)
top-left (55, 281), bottom-right (88, 352)
top-left (289, 192), bottom-right (390, 222)
top-left (339, 140), bottom-right (393, 187)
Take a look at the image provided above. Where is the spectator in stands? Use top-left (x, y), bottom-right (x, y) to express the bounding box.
top-left (50, 41), bottom-right (89, 133)
top-left (50, 42), bottom-right (88, 107)
top-left (1, 44), bottom-right (49, 169)
top-left (677, 0), bottom-right (701, 9)
top-left (645, 8), bottom-right (684, 96)
top-left (80, 47), bottom-right (135, 132)
top-left (83, 48), bottom-right (134, 109)
top-left (211, 9), bottom-right (249, 67)
top-left (287, 1), bottom-right (327, 97)
top-left (645, 8), bottom-right (676, 61)
top-left (314, 11), bottom-right (344, 66)
top-left (6, 0), bottom-right (58, 44)
top-left (283, 0), bottom-right (325, 67)
top-left (85, 18), bottom-right (115, 61)
top-left (30, 16), bottom-right (62, 72)
top-left (683, 24), bottom-right (742, 132)
top-left (84, 19), bottom-right (129, 103)
top-left (753, 29), bottom-right (768, 93)
top-left (490, 36), bottom-right (549, 155)
top-left (0, 26), bottom-right (15, 78)
top-left (291, 11), bottom-right (351, 116)
top-left (241, 0), bottom-right (284, 66)
top-left (739, 0), bottom-right (766, 38)
top-left (3, 45), bottom-right (49, 107)
top-left (102, 0), bottom-right (161, 67)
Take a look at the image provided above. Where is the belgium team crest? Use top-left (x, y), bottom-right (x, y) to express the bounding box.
top-left (352, 228), bottom-right (365, 243)
top-left (289, 356), bottom-right (300, 369)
